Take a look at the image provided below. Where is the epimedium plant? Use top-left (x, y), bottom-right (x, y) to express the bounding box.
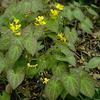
top-left (0, 0), bottom-right (99, 99)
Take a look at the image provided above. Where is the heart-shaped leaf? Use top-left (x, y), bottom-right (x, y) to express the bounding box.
top-left (87, 8), bottom-right (98, 16)
top-left (46, 19), bottom-right (59, 33)
top-left (86, 57), bottom-right (100, 69)
top-left (5, 44), bottom-right (23, 66)
top-left (62, 73), bottom-right (80, 96)
top-left (0, 34), bottom-right (11, 50)
top-left (44, 79), bottom-right (63, 100)
top-left (64, 27), bottom-right (78, 45)
top-left (23, 33), bottom-right (37, 56)
top-left (73, 7), bottom-right (85, 21)
top-left (61, 6), bottom-right (73, 21)
top-left (0, 54), bottom-right (7, 74)
top-left (7, 69), bottom-right (25, 89)
top-left (80, 74), bottom-right (95, 98)
top-left (31, 0), bottom-right (44, 13)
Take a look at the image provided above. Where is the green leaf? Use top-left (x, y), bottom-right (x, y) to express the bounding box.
top-left (44, 79), bottom-right (63, 100)
top-left (64, 27), bottom-right (77, 44)
top-left (23, 34), bottom-right (37, 56)
top-left (59, 45), bottom-right (69, 55)
top-left (80, 22), bottom-right (92, 33)
top-left (66, 55), bottom-right (76, 66)
top-left (1, 0), bottom-right (16, 8)
top-left (7, 0), bottom-right (43, 15)
top-left (46, 19), bottom-right (59, 33)
top-left (0, 52), bottom-right (4, 57)
top-left (70, 28), bottom-right (78, 44)
top-left (87, 8), bottom-right (98, 16)
top-left (22, 24), bottom-right (33, 37)
top-left (80, 17), bottom-right (93, 33)
top-left (31, 0), bottom-right (44, 13)
top-left (52, 63), bottom-right (67, 78)
top-left (60, 45), bottom-right (76, 66)
top-left (36, 42), bottom-right (44, 51)
top-left (64, 27), bottom-right (70, 37)
top-left (0, 26), bottom-right (10, 34)
top-left (37, 55), bottom-right (48, 72)
top-left (37, 54), bottom-right (56, 72)
top-left (46, 55), bottom-right (57, 69)
top-left (33, 27), bottom-right (44, 40)
top-left (5, 44), bottom-right (22, 66)
top-left (11, 36), bottom-right (23, 48)
top-left (55, 53), bottom-right (76, 66)
top-left (17, 1), bottom-right (31, 14)
top-left (73, 1), bottom-right (80, 7)
top-left (0, 16), bottom-right (5, 25)
top-left (14, 56), bottom-right (27, 69)
top-left (62, 73), bottom-right (80, 96)
top-left (73, 7), bottom-right (85, 21)
top-left (7, 69), bottom-right (25, 89)
top-left (60, 89), bottom-right (68, 99)
top-left (86, 57), bottom-right (100, 69)
top-left (67, 42), bottom-right (76, 51)
top-left (61, 6), bottom-right (73, 21)
top-left (4, 0), bottom-right (44, 17)
top-left (0, 34), bottom-right (11, 50)
top-left (0, 54), bottom-right (7, 74)
top-left (83, 17), bottom-right (93, 29)
top-left (54, 54), bottom-right (67, 61)
top-left (0, 91), bottom-right (10, 100)
top-left (80, 74), bottom-right (95, 98)
top-left (4, 3), bottom-right (17, 17)
top-left (26, 67), bottom-right (38, 78)
top-left (70, 28), bottom-right (78, 43)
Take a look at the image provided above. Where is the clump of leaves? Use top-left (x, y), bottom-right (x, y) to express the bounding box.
top-left (0, 0), bottom-right (99, 100)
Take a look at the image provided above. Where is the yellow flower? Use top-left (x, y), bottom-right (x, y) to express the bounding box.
top-left (15, 24), bottom-right (21, 30)
top-left (43, 78), bottom-right (49, 84)
top-left (15, 32), bottom-right (21, 36)
top-left (40, 21), bottom-right (46, 25)
top-left (34, 16), bottom-right (46, 26)
top-left (50, 9), bottom-right (59, 18)
top-left (10, 23), bottom-right (15, 32)
top-left (9, 17), bottom-right (21, 36)
top-left (34, 23), bottom-right (40, 26)
top-left (10, 23), bottom-right (21, 32)
top-left (55, 3), bottom-right (64, 11)
top-left (57, 33), bottom-right (67, 43)
top-left (13, 17), bottom-right (20, 24)
top-left (27, 63), bottom-right (38, 68)
top-left (36, 16), bottom-right (44, 22)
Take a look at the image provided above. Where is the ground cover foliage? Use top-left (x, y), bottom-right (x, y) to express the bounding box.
top-left (0, 0), bottom-right (100, 100)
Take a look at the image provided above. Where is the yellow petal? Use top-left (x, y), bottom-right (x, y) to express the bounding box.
top-left (50, 9), bottom-right (59, 18)
top-left (43, 78), bottom-right (49, 84)
top-left (15, 32), bottom-right (21, 36)
top-left (14, 17), bottom-right (20, 24)
top-left (56, 3), bottom-right (64, 10)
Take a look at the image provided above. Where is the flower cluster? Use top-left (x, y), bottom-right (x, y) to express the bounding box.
top-left (50, 9), bottom-right (59, 18)
top-left (42, 78), bottom-right (49, 84)
top-left (27, 63), bottom-right (38, 68)
top-left (57, 33), bottom-right (67, 43)
top-left (55, 3), bottom-right (64, 11)
top-left (50, 3), bottom-right (64, 18)
top-left (34, 16), bottom-right (46, 26)
top-left (9, 17), bottom-right (21, 36)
